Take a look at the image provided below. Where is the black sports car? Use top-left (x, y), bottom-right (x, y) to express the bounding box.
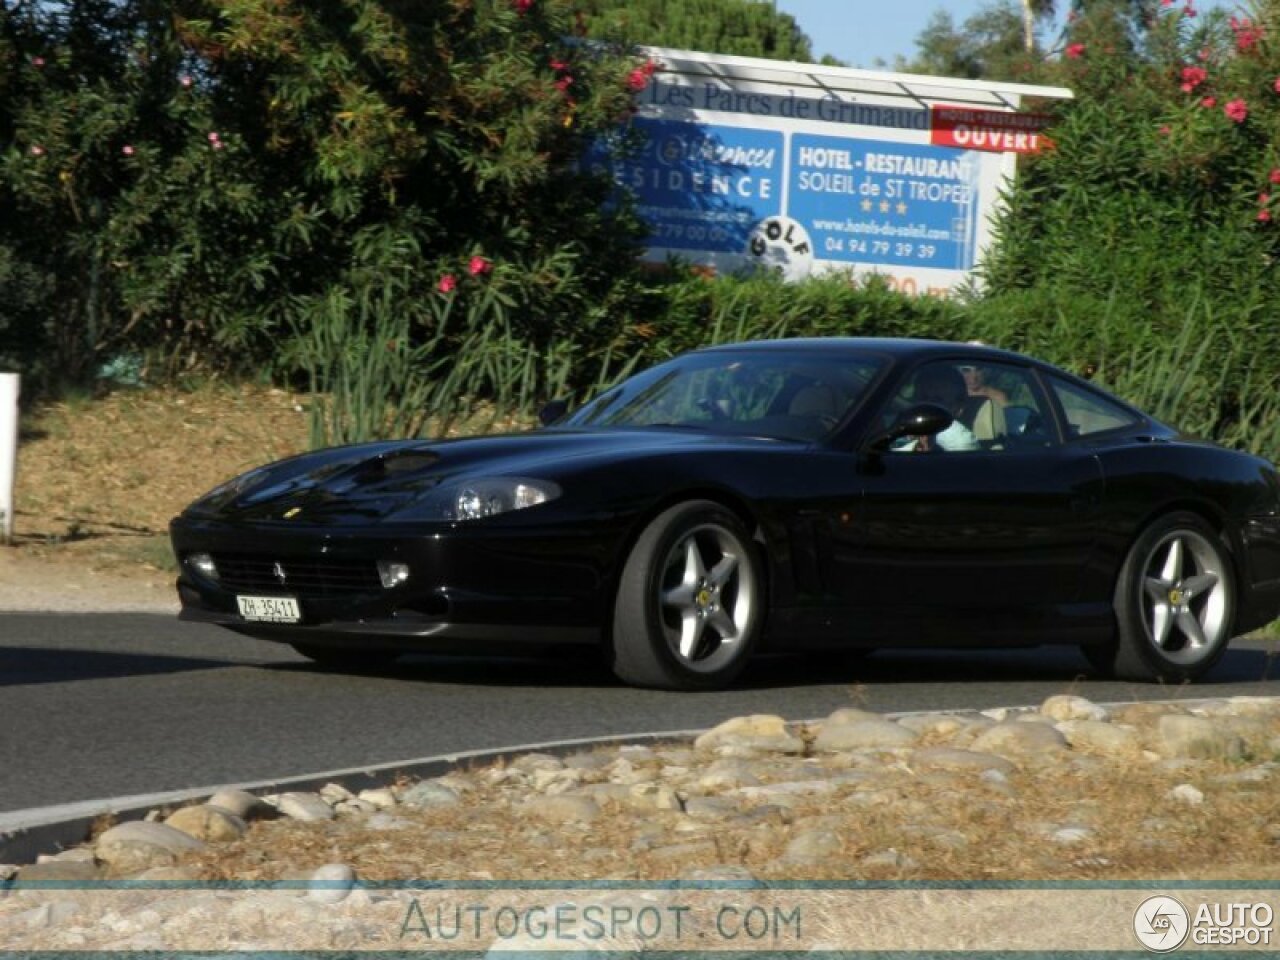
top-left (171, 338), bottom-right (1280, 689)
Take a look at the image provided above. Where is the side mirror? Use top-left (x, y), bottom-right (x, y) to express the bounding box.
top-left (537, 399), bottom-right (569, 427)
top-left (866, 403), bottom-right (954, 451)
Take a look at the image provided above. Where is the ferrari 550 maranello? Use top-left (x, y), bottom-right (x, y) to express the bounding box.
top-left (170, 338), bottom-right (1280, 689)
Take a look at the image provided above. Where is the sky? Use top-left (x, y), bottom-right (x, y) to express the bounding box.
top-left (774, 0), bottom-right (1238, 70)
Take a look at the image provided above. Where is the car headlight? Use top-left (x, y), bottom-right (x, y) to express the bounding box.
top-left (445, 478), bottom-right (561, 521)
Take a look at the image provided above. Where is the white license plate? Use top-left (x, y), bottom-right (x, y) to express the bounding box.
top-left (236, 595), bottom-right (301, 623)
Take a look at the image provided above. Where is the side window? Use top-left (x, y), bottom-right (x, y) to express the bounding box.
top-left (885, 359), bottom-right (1054, 453)
top-left (1049, 377), bottom-right (1139, 438)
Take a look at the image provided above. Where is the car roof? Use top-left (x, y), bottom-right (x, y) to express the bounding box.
top-left (695, 336), bottom-right (1032, 365)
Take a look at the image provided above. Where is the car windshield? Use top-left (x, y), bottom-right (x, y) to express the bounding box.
top-left (566, 349), bottom-right (886, 441)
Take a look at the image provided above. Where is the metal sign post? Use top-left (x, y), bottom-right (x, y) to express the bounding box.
top-left (0, 373), bottom-right (18, 544)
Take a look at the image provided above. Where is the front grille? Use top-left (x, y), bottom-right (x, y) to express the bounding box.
top-left (212, 554), bottom-right (382, 597)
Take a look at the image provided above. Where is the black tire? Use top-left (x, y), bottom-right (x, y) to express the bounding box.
top-left (289, 643), bottom-right (400, 671)
top-left (1110, 511), bottom-right (1235, 682)
top-left (611, 500), bottom-right (764, 690)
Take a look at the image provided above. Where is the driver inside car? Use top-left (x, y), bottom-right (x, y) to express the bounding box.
top-left (894, 364), bottom-right (980, 452)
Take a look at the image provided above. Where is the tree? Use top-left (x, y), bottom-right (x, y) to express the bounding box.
top-left (574, 0), bottom-right (815, 61)
top-left (893, 2), bottom-right (1042, 81)
top-left (0, 0), bottom-right (649, 391)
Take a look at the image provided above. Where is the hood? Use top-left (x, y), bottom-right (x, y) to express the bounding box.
top-left (189, 427), bottom-right (786, 524)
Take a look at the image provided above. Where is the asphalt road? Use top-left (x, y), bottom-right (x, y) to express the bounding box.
top-left (2, 613), bottom-right (1279, 814)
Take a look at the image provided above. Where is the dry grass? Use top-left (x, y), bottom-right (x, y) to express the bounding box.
top-left (13, 382), bottom-right (311, 573)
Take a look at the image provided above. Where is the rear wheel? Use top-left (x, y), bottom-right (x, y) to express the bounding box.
top-left (289, 643), bottom-right (400, 671)
top-left (1108, 512), bottom-right (1235, 682)
top-left (612, 500), bottom-right (764, 690)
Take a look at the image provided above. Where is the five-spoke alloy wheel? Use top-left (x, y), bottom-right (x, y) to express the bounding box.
top-left (1103, 511), bottom-right (1235, 682)
top-left (612, 500), bottom-right (763, 689)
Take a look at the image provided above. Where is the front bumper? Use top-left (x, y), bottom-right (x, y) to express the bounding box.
top-left (170, 515), bottom-right (619, 649)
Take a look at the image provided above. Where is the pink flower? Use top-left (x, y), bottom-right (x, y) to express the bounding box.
top-left (514, 0), bottom-right (533, 13)
top-left (1161, 0), bottom-right (1174, 6)
top-left (1201, 96), bottom-right (1217, 108)
top-left (1259, 210), bottom-right (1272, 222)
top-left (1180, 65), bottom-right (1207, 92)
top-left (1159, 124), bottom-right (1171, 136)
top-left (1225, 98), bottom-right (1248, 123)
top-left (626, 68), bottom-right (649, 92)
top-left (467, 255), bottom-right (491, 276)
top-left (208, 131), bottom-right (220, 143)
top-left (554, 75), bottom-right (573, 92)
top-left (122, 144), bottom-right (134, 156)
top-left (1274, 77), bottom-right (1280, 94)
top-left (1232, 17), bottom-right (1263, 53)
top-left (29, 145), bottom-right (44, 157)
top-left (1183, 2), bottom-right (1197, 17)
top-left (1270, 169), bottom-right (1280, 184)
top-left (1065, 43), bottom-right (1085, 59)
top-left (1260, 193), bottom-right (1272, 205)
top-left (180, 75), bottom-right (193, 88)
top-left (549, 58), bottom-right (568, 72)
top-left (31, 56), bottom-right (45, 68)
top-left (437, 274), bottom-right (457, 294)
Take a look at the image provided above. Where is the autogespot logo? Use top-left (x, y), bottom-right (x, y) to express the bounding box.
top-left (1134, 896), bottom-right (1191, 952)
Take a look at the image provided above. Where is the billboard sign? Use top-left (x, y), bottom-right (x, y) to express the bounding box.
top-left (593, 49), bottom-right (1071, 295)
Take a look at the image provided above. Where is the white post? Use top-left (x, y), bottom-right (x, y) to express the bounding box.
top-left (0, 373), bottom-right (18, 545)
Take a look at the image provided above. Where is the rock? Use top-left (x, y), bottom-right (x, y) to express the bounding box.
top-left (319, 782), bottom-right (356, 805)
top-left (562, 751), bottom-right (612, 771)
top-left (532, 768), bottom-right (584, 794)
top-left (1052, 827), bottom-right (1092, 845)
top-left (911, 747), bottom-right (1016, 775)
top-left (1213, 763), bottom-right (1276, 786)
top-left (697, 759), bottom-right (761, 790)
top-left (1041, 695), bottom-right (1109, 722)
top-left (735, 780), bottom-right (837, 801)
top-left (861, 849), bottom-right (918, 870)
top-left (897, 714), bottom-right (968, 738)
top-left (207, 788), bottom-right (277, 821)
top-left (694, 715), bottom-right (804, 755)
top-left (684, 796), bottom-right (738, 821)
top-left (356, 787), bottom-right (398, 809)
top-left (1058, 720), bottom-right (1141, 757)
top-left (629, 783), bottom-right (682, 810)
top-left (277, 792), bottom-right (336, 821)
top-left (814, 718), bottom-right (917, 752)
top-left (781, 829), bottom-right (842, 863)
top-left (366, 813), bottom-right (412, 831)
top-left (1155, 715), bottom-right (1246, 760)
top-left (334, 799), bottom-right (378, 817)
top-left (1168, 784), bottom-right (1205, 806)
top-left (823, 707), bottom-right (883, 725)
top-left (521, 795), bottom-right (600, 823)
top-left (16, 859), bottom-right (100, 882)
top-left (94, 821), bottom-right (206, 874)
top-left (512, 753), bottom-right (565, 773)
top-left (971, 721), bottom-right (1068, 757)
top-left (307, 863), bottom-right (356, 905)
top-left (165, 804), bottom-right (248, 842)
top-left (1110, 703), bottom-right (1185, 726)
top-left (399, 781), bottom-right (461, 809)
top-left (37, 847), bottom-right (95, 863)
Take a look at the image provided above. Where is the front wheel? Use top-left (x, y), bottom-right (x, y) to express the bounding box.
top-left (611, 500), bottom-right (764, 690)
top-left (1107, 512), bottom-right (1235, 682)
